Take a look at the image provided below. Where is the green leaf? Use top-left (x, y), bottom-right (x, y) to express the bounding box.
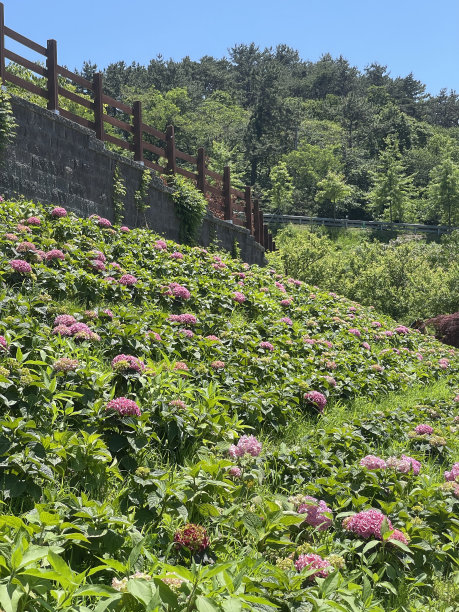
top-left (47, 550), bottom-right (74, 583)
top-left (362, 540), bottom-right (380, 555)
top-left (222, 598), bottom-right (242, 612)
top-left (17, 545), bottom-right (51, 570)
top-left (127, 578), bottom-right (154, 605)
top-left (321, 570), bottom-right (340, 596)
top-left (195, 595), bottom-right (219, 612)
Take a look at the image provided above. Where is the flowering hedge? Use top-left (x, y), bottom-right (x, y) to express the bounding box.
top-left (0, 199), bottom-right (457, 611)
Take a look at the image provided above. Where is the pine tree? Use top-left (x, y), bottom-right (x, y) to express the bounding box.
top-left (368, 136), bottom-right (413, 222)
top-left (428, 153), bottom-right (459, 226)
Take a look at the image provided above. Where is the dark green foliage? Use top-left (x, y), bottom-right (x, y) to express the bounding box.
top-left (0, 87), bottom-right (16, 157)
top-left (168, 175), bottom-right (207, 244)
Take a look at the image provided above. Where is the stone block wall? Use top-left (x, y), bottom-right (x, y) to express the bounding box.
top-left (0, 96), bottom-right (265, 266)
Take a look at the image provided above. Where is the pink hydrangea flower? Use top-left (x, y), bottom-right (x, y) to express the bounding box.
top-left (390, 529), bottom-right (409, 544)
top-left (324, 376), bottom-right (336, 387)
top-left (0, 336), bottom-right (8, 351)
top-left (233, 291), bottom-right (246, 304)
top-left (45, 249), bottom-right (65, 261)
top-left (120, 226), bottom-right (130, 233)
top-left (445, 463), bottom-right (459, 482)
top-left (106, 397), bottom-right (141, 417)
top-left (179, 328), bottom-right (194, 338)
top-left (294, 554), bottom-right (330, 579)
top-left (168, 283), bottom-right (191, 299)
top-left (154, 239), bottom-right (167, 250)
top-left (167, 314), bottom-right (197, 325)
top-left (384, 330), bottom-right (394, 337)
top-left (228, 466), bottom-right (242, 478)
top-left (16, 223), bottom-right (31, 233)
top-left (414, 424), bottom-right (433, 435)
top-left (387, 455), bottom-right (421, 475)
top-left (169, 399), bottom-right (187, 409)
top-left (51, 207), bottom-right (67, 218)
top-left (275, 281), bottom-right (286, 293)
top-left (297, 496), bottom-right (333, 531)
top-left (362, 342), bottom-right (371, 350)
top-left (395, 326), bottom-right (410, 335)
top-left (343, 509), bottom-right (391, 539)
top-left (348, 328), bottom-right (361, 337)
top-left (98, 217), bottom-right (112, 228)
top-left (260, 341), bottom-right (274, 351)
top-left (52, 324), bottom-right (73, 336)
top-left (211, 360), bottom-right (225, 369)
top-left (371, 364), bottom-right (383, 372)
top-left (280, 317), bottom-right (293, 326)
top-left (26, 216), bottom-right (41, 226)
top-left (280, 299), bottom-right (292, 306)
top-left (174, 361), bottom-right (189, 371)
top-left (69, 322), bottom-right (92, 336)
top-left (174, 524), bottom-right (209, 551)
top-left (9, 259), bottom-right (32, 274)
top-left (438, 358), bottom-right (449, 369)
top-left (91, 251), bottom-right (106, 262)
top-left (228, 435), bottom-right (262, 458)
top-left (53, 357), bottom-right (79, 372)
top-left (205, 335), bottom-right (220, 342)
top-left (147, 331), bottom-right (162, 342)
top-left (54, 314), bottom-right (76, 327)
top-left (4, 233), bottom-right (17, 241)
top-left (109, 262), bottom-right (121, 270)
top-left (17, 241), bottom-right (37, 252)
top-left (119, 274), bottom-right (138, 286)
top-left (360, 455), bottom-right (387, 470)
top-left (372, 321), bottom-right (382, 328)
top-left (102, 308), bottom-right (114, 318)
top-left (304, 391), bottom-right (327, 412)
top-left (171, 251), bottom-right (184, 259)
top-left (111, 354), bottom-right (145, 373)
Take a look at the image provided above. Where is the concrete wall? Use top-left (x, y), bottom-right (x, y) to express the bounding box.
top-left (0, 96), bottom-right (265, 266)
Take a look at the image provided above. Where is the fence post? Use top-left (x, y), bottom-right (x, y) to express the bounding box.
top-left (268, 232), bottom-right (273, 251)
top-left (244, 186), bottom-right (253, 234)
top-left (93, 72), bottom-right (105, 142)
top-left (165, 125), bottom-right (176, 175)
top-left (133, 101), bottom-right (143, 163)
top-left (259, 211), bottom-right (265, 247)
top-left (264, 225), bottom-right (269, 249)
top-left (197, 147), bottom-right (206, 194)
top-left (223, 166), bottom-right (232, 221)
top-left (0, 3), bottom-right (5, 85)
top-left (253, 199), bottom-right (260, 243)
top-left (46, 39), bottom-right (58, 112)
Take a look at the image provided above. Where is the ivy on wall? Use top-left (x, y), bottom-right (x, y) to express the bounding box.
top-left (167, 175), bottom-right (207, 245)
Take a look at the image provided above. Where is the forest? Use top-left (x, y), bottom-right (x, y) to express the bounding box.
top-left (77, 45), bottom-right (459, 224)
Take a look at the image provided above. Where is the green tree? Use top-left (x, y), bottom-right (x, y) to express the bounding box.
top-left (267, 161), bottom-right (294, 213)
top-left (315, 171), bottom-right (352, 219)
top-left (368, 137), bottom-right (413, 222)
top-left (428, 153), bottom-right (459, 226)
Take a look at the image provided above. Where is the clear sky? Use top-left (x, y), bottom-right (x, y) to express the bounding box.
top-left (3, 0), bottom-right (458, 96)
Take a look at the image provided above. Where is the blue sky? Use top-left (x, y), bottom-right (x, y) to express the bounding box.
top-left (3, 0), bottom-right (458, 95)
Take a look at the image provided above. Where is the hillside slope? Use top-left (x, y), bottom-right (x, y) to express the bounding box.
top-left (0, 200), bottom-right (458, 611)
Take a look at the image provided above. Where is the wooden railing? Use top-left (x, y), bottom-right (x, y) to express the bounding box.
top-left (264, 214), bottom-right (459, 236)
top-left (0, 2), bottom-right (274, 251)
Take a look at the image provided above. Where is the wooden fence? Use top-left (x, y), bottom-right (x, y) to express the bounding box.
top-left (0, 2), bottom-right (274, 251)
top-left (264, 214), bottom-right (459, 236)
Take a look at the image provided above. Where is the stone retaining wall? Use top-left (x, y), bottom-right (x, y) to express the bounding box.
top-left (0, 96), bottom-right (265, 266)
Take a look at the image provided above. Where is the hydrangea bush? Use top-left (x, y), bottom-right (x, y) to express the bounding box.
top-left (0, 199), bottom-right (456, 611)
